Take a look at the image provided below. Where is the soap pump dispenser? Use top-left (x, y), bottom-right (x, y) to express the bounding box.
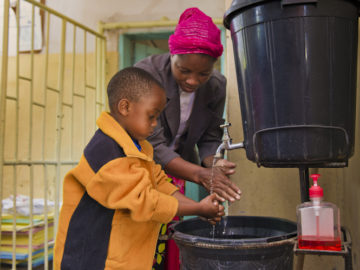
top-left (296, 174), bottom-right (341, 251)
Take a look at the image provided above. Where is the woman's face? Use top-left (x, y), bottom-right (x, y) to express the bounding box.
top-left (170, 54), bottom-right (216, 93)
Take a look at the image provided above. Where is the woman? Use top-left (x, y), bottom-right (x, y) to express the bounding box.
top-left (134, 7), bottom-right (241, 269)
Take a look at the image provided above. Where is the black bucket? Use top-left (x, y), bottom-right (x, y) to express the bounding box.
top-left (171, 216), bottom-right (297, 270)
top-left (224, 0), bottom-right (358, 168)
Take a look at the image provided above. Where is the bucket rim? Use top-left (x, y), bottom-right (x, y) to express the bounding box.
top-left (171, 215), bottom-right (297, 247)
top-left (172, 234), bottom-right (296, 250)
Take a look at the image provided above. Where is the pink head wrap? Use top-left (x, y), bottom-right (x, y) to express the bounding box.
top-left (168, 7), bottom-right (223, 58)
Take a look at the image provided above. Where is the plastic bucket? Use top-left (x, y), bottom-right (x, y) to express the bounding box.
top-left (171, 216), bottom-right (297, 270)
top-left (224, 0), bottom-right (359, 168)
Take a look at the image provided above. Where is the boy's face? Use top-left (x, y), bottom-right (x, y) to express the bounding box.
top-left (170, 53), bottom-right (215, 93)
top-left (122, 84), bottom-right (166, 141)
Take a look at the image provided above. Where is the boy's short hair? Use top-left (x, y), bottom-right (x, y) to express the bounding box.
top-left (107, 67), bottom-right (164, 112)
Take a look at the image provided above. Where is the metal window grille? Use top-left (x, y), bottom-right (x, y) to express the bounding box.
top-left (0, 0), bottom-right (106, 269)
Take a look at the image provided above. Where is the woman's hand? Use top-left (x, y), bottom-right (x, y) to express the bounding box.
top-left (164, 156), bottom-right (241, 202)
top-left (197, 158), bottom-right (241, 202)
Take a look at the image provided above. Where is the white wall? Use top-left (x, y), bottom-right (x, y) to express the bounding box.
top-left (46, 0), bottom-right (225, 27)
top-left (45, 0), bottom-right (226, 52)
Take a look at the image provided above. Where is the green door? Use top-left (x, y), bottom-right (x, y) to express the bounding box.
top-left (119, 32), bottom-right (171, 68)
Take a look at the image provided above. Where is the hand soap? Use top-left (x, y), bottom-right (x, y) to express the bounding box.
top-left (296, 174), bottom-right (341, 251)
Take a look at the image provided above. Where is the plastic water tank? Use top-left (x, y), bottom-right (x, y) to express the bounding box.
top-left (224, 0), bottom-right (359, 167)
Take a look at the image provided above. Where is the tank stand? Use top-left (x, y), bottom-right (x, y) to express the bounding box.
top-left (294, 227), bottom-right (353, 270)
top-left (299, 167), bottom-right (310, 203)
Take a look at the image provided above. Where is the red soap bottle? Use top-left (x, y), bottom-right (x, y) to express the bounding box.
top-left (296, 174), bottom-right (341, 251)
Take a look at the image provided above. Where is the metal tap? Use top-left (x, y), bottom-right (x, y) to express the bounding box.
top-left (215, 123), bottom-right (244, 159)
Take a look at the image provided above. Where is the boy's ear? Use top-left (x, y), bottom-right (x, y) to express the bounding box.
top-left (117, 98), bottom-right (130, 116)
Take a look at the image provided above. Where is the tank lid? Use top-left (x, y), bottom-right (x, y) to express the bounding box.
top-left (223, 0), bottom-right (360, 29)
top-left (224, 0), bottom-right (266, 29)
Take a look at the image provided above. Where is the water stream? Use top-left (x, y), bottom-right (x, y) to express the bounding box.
top-left (210, 157), bottom-right (218, 239)
top-left (210, 157), bottom-right (224, 269)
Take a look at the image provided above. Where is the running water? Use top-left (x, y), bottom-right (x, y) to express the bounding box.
top-left (210, 157), bottom-right (237, 239)
top-left (210, 156), bottom-right (232, 239)
top-left (210, 157), bottom-right (222, 269)
top-left (210, 157), bottom-right (218, 239)
top-left (210, 157), bottom-right (218, 195)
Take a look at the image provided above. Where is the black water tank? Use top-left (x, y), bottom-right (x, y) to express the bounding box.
top-left (224, 0), bottom-right (358, 168)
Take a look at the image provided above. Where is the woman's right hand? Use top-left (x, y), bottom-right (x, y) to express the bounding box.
top-left (196, 164), bottom-right (241, 203)
top-left (164, 156), bottom-right (241, 202)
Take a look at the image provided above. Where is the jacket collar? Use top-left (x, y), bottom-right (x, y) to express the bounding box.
top-left (96, 112), bottom-right (153, 161)
top-left (163, 62), bottom-right (180, 137)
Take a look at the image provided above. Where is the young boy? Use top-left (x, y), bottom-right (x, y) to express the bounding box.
top-left (53, 67), bottom-right (224, 270)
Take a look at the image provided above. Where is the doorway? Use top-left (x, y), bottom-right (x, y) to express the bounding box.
top-left (119, 31), bottom-right (172, 68)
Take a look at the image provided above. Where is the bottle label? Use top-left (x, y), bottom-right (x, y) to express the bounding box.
top-left (300, 208), bottom-right (334, 237)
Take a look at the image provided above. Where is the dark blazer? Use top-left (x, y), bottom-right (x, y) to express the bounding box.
top-left (135, 53), bottom-right (226, 167)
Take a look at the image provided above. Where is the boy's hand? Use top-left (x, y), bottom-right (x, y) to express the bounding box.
top-left (206, 217), bottom-right (221, 225)
top-left (199, 193), bottom-right (225, 222)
